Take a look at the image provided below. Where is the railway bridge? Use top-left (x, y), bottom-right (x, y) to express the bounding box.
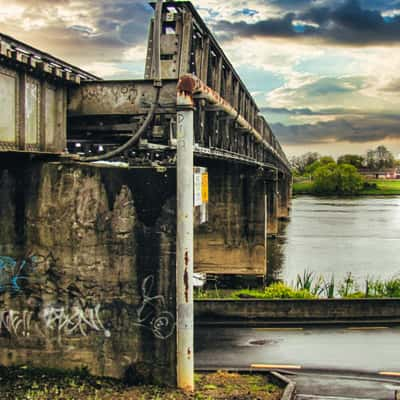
top-left (67, 1), bottom-right (292, 277)
top-left (0, 0), bottom-right (291, 387)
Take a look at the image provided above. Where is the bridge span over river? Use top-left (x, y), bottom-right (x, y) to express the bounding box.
top-left (0, 0), bottom-right (291, 387)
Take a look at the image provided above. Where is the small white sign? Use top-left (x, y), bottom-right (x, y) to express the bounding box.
top-left (194, 172), bottom-right (202, 206)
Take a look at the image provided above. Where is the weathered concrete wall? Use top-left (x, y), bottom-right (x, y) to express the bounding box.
top-left (194, 160), bottom-right (267, 276)
top-left (0, 157), bottom-right (177, 384)
top-left (195, 298), bottom-right (400, 324)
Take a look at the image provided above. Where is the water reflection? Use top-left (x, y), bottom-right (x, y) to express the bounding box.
top-left (268, 196), bottom-right (400, 287)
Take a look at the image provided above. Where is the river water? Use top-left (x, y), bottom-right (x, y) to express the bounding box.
top-left (268, 196), bottom-right (400, 287)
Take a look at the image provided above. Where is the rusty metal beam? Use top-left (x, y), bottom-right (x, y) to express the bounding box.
top-left (177, 74), bottom-right (288, 168)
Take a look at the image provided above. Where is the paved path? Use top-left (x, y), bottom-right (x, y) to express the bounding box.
top-left (294, 372), bottom-right (400, 399)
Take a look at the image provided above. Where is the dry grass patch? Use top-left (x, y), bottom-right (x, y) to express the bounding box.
top-left (0, 366), bottom-right (282, 400)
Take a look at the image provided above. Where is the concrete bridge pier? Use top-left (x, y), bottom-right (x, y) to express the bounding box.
top-left (194, 160), bottom-right (267, 277)
top-left (277, 172), bottom-right (292, 220)
top-left (265, 172), bottom-right (279, 238)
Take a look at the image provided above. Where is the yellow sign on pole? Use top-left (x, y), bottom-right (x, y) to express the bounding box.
top-left (201, 172), bottom-right (208, 203)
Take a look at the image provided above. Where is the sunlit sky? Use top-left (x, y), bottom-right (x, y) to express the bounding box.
top-left (1, 0), bottom-right (400, 158)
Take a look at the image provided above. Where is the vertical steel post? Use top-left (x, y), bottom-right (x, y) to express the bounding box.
top-left (176, 78), bottom-right (195, 391)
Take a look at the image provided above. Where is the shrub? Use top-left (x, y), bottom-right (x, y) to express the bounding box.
top-left (384, 278), bottom-right (400, 297)
top-left (233, 282), bottom-right (314, 299)
top-left (313, 163), bottom-right (364, 195)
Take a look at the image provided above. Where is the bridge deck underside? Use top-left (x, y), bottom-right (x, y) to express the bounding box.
top-left (67, 80), bottom-right (289, 174)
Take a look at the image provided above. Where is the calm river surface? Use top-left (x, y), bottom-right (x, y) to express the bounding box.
top-left (268, 196), bottom-right (400, 286)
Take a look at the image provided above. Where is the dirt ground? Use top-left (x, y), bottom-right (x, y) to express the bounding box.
top-left (0, 366), bottom-right (283, 400)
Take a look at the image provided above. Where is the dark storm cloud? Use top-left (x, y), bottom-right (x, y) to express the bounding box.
top-left (261, 106), bottom-right (352, 116)
top-left (214, 0), bottom-right (400, 45)
top-left (215, 13), bottom-right (308, 39)
top-left (216, 13), bottom-right (297, 37)
top-left (271, 115), bottom-right (400, 145)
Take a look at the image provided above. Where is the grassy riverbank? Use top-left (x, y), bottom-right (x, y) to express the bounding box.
top-left (195, 272), bottom-right (400, 300)
top-left (293, 179), bottom-right (400, 195)
top-left (0, 366), bottom-right (282, 400)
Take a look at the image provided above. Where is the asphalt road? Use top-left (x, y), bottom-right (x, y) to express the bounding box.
top-left (194, 326), bottom-right (400, 399)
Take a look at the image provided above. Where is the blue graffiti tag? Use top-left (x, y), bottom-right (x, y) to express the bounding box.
top-left (0, 256), bottom-right (37, 293)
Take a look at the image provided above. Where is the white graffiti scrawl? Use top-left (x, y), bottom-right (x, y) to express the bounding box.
top-left (0, 305), bottom-right (110, 338)
top-left (0, 310), bottom-right (33, 337)
top-left (135, 276), bottom-right (176, 340)
top-left (43, 305), bottom-right (111, 338)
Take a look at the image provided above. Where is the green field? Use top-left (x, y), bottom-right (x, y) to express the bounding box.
top-left (292, 180), bottom-right (314, 194)
top-left (293, 179), bottom-right (400, 196)
top-left (361, 179), bottom-right (400, 195)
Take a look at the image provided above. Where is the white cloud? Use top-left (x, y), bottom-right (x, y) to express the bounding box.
top-left (381, 9), bottom-right (400, 17)
top-left (123, 45), bottom-right (147, 63)
top-left (0, 4), bottom-right (25, 21)
top-left (84, 62), bottom-right (128, 78)
top-left (222, 37), bottom-right (321, 78)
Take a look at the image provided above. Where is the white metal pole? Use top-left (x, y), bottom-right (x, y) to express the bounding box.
top-left (176, 87), bottom-right (194, 391)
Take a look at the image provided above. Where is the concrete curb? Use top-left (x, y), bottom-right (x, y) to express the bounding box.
top-left (195, 298), bottom-right (400, 326)
top-left (270, 371), bottom-right (296, 400)
top-left (195, 319), bottom-right (400, 327)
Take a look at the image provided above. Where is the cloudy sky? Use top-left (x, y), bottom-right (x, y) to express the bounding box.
top-left (1, 0), bottom-right (399, 158)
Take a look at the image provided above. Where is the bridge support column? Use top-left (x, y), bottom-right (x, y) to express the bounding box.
top-left (278, 173), bottom-right (291, 220)
top-left (266, 174), bottom-right (279, 238)
top-left (194, 162), bottom-right (267, 278)
top-left (247, 172), bottom-right (268, 278)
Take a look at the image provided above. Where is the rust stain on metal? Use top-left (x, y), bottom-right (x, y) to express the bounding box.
top-left (184, 250), bottom-right (189, 266)
top-left (184, 266), bottom-right (189, 303)
top-left (177, 75), bottom-right (196, 96)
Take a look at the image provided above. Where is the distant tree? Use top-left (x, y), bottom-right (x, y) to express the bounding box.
top-left (366, 146), bottom-right (395, 169)
top-left (290, 152), bottom-right (320, 175)
top-left (337, 154), bottom-right (365, 169)
top-left (305, 156), bottom-right (335, 175)
top-left (312, 162), bottom-right (338, 193)
top-left (313, 163), bottom-right (364, 195)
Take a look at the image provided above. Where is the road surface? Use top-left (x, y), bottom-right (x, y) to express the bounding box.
top-left (195, 325), bottom-right (400, 399)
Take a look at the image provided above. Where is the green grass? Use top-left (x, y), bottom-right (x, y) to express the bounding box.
top-left (293, 180), bottom-right (314, 194)
top-left (361, 179), bottom-right (400, 195)
top-left (232, 283), bottom-right (315, 299)
top-left (195, 271), bottom-right (400, 300)
top-left (293, 179), bottom-right (400, 196)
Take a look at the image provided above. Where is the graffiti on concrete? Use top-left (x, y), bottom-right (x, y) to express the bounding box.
top-left (0, 253), bottom-right (54, 294)
top-left (135, 275), bottom-right (175, 340)
top-left (0, 310), bottom-right (33, 337)
top-left (43, 304), bottom-right (111, 338)
top-left (0, 304), bottom-right (110, 338)
top-left (0, 256), bottom-right (33, 293)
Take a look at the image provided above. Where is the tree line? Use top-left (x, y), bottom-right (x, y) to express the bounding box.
top-left (291, 145), bottom-right (398, 176)
top-left (290, 146), bottom-right (399, 195)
